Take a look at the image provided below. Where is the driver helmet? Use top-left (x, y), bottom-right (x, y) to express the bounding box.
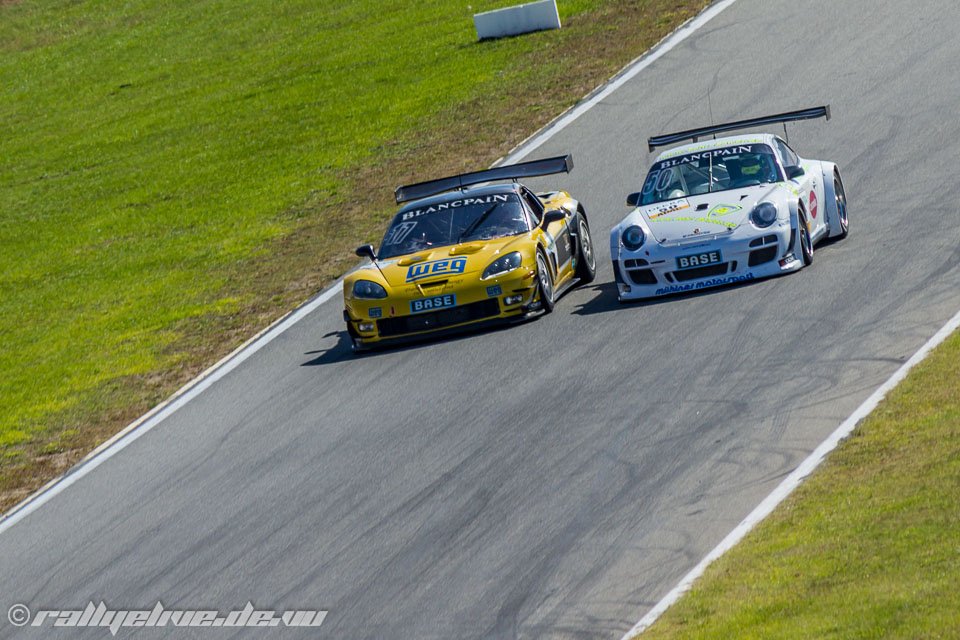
top-left (485, 204), bottom-right (527, 233)
top-left (739, 154), bottom-right (774, 182)
top-left (740, 154), bottom-right (762, 176)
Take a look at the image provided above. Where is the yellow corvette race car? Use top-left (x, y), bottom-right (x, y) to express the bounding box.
top-left (343, 155), bottom-right (596, 351)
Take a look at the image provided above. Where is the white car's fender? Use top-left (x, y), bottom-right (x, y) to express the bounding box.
top-left (783, 189), bottom-right (806, 262)
top-left (819, 161), bottom-right (847, 238)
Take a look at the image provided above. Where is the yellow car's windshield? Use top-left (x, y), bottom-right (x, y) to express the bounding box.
top-left (379, 193), bottom-right (529, 258)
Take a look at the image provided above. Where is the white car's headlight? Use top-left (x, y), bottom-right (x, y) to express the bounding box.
top-left (621, 225), bottom-right (646, 251)
top-left (482, 252), bottom-right (522, 280)
top-left (750, 202), bottom-right (778, 228)
top-left (352, 280), bottom-right (387, 299)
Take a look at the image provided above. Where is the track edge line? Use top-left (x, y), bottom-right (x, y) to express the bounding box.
top-left (620, 307), bottom-right (960, 639)
top-left (0, 282), bottom-right (343, 534)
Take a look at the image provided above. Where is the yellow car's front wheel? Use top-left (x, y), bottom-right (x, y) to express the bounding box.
top-left (535, 251), bottom-right (555, 314)
top-left (574, 214), bottom-right (596, 284)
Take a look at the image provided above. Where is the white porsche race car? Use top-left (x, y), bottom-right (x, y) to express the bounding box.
top-left (610, 106), bottom-right (849, 301)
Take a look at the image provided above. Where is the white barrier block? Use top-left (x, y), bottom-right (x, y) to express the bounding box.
top-left (474, 0), bottom-right (561, 40)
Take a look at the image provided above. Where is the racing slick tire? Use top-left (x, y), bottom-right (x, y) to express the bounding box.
top-left (798, 208), bottom-right (814, 266)
top-left (834, 173), bottom-right (849, 240)
top-left (536, 250), bottom-right (555, 314)
top-left (574, 214), bottom-right (597, 285)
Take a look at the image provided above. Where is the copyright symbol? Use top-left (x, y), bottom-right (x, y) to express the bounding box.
top-left (8, 604), bottom-right (30, 626)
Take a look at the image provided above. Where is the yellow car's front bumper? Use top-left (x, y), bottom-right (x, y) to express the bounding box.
top-left (344, 267), bottom-right (539, 348)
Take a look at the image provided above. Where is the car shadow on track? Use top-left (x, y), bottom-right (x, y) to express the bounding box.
top-left (301, 331), bottom-right (355, 366)
top-left (301, 320), bottom-right (530, 367)
top-left (572, 276), bottom-right (771, 316)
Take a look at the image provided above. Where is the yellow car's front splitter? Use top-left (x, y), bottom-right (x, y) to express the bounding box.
top-left (345, 269), bottom-right (540, 350)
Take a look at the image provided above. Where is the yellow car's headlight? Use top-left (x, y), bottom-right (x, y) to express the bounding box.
top-left (481, 252), bottom-right (522, 280)
top-left (352, 280), bottom-right (387, 299)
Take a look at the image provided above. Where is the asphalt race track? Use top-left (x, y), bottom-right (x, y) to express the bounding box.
top-left (3, 1), bottom-right (960, 638)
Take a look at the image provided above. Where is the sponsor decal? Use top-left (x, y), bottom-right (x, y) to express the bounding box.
top-left (654, 272), bottom-right (755, 295)
top-left (543, 231), bottom-right (555, 249)
top-left (369, 307), bottom-right (382, 319)
top-left (486, 285), bottom-right (502, 298)
top-left (782, 183), bottom-right (801, 196)
top-left (410, 294), bottom-right (456, 314)
top-left (651, 215), bottom-right (737, 229)
top-left (542, 230), bottom-right (557, 265)
top-left (384, 221), bottom-right (418, 245)
top-left (809, 190), bottom-right (818, 219)
top-left (677, 250), bottom-right (722, 270)
top-left (647, 198), bottom-right (690, 219)
top-left (406, 257), bottom-right (468, 282)
top-left (656, 145), bottom-right (762, 169)
top-left (401, 194), bottom-right (510, 221)
top-left (708, 204), bottom-right (741, 218)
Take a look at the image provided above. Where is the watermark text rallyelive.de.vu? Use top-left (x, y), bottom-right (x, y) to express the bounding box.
top-left (7, 601), bottom-right (326, 635)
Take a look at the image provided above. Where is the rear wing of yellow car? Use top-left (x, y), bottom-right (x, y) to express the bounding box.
top-left (647, 105), bottom-right (831, 152)
top-left (395, 154), bottom-right (573, 204)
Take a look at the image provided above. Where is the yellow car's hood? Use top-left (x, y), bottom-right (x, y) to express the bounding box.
top-left (373, 235), bottom-right (531, 289)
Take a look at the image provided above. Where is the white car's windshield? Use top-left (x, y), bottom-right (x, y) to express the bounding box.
top-left (641, 144), bottom-right (780, 205)
top-left (379, 193), bottom-right (529, 258)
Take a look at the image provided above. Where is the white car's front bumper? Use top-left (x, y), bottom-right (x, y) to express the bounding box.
top-left (613, 225), bottom-right (801, 301)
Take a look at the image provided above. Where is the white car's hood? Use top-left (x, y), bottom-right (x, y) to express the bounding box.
top-left (640, 185), bottom-right (778, 243)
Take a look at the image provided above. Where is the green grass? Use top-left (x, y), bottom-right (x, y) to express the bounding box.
top-left (0, 0), bottom-right (603, 459)
top-left (2, 0), bottom-right (595, 431)
top-left (0, 0), bottom-right (710, 506)
top-left (638, 330), bottom-right (960, 639)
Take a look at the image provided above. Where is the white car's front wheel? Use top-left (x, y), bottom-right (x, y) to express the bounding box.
top-left (834, 173), bottom-right (849, 239)
top-left (798, 208), bottom-right (814, 266)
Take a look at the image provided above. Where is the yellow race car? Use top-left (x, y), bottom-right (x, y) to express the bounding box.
top-left (343, 155), bottom-right (596, 351)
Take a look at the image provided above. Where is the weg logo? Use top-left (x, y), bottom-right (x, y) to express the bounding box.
top-left (406, 257), bottom-right (467, 282)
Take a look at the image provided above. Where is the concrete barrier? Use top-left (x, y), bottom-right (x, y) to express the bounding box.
top-left (473, 0), bottom-right (561, 40)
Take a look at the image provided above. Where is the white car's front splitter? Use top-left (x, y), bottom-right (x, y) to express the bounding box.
top-left (614, 234), bottom-right (802, 301)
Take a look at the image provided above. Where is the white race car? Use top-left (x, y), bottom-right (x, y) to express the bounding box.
top-left (610, 106), bottom-right (848, 301)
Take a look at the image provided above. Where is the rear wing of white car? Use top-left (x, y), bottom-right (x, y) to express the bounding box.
top-left (394, 154), bottom-right (573, 204)
top-left (647, 105), bottom-right (831, 152)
